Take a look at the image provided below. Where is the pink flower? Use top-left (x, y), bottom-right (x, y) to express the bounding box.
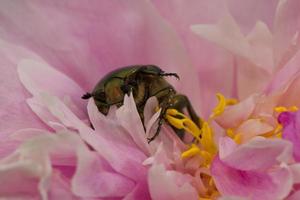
top-left (1, 0), bottom-right (300, 200)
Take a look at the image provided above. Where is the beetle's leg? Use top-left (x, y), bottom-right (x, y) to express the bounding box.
top-left (147, 114), bottom-right (165, 143)
top-left (135, 66), bottom-right (180, 80)
top-left (159, 72), bottom-right (180, 80)
top-left (147, 88), bottom-right (175, 143)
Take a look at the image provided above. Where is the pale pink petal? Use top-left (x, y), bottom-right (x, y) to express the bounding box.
top-left (27, 93), bottom-right (86, 131)
top-left (290, 164), bottom-right (300, 184)
top-left (48, 171), bottom-right (79, 200)
top-left (191, 14), bottom-right (252, 61)
top-left (148, 165), bottom-right (198, 200)
top-left (18, 59), bottom-right (86, 120)
top-left (286, 190), bottom-right (300, 200)
top-left (123, 181), bottom-right (150, 200)
top-left (72, 151), bottom-right (135, 198)
top-left (0, 40), bottom-right (47, 136)
top-left (274, 0), bottom-right (300, 67)
top-left (79, 129), bottom-right (147, 182)
top-left (0, 161), bottom-right (40, 198)
top-left (236, 119), bottom-right (274, 143)
top-left (27, 97), bottom-right (65, 131)
top-left (215, 95), bottom-right (257, 129)
top-left (265, 50), bottom-right (300, 95)
top-left (218, 137), bottom-right (237, 159)
top-left (26, 92), bottom-right (148, 182)
top-left (246, 21), bottom-right (274, 74)
top-left (143, 96), bottom-right (159, 130)
top-left (0, 0), bottom-right (202, 113)
top-left (280, 111), bottom-right (300, 161)
top-left (0, 130), bottom-right (138, 199)
top-left (212, 156), bottom-right (293, 200)
top-left (116, 93), bottom-right (150, 155)
top-left (226, 0), bottom-right (278, 33)
top-left (87, 99), bottom-right (135, 147)
top-left (143, 143), bottom-right (172, 168)
top-left (219, 196), bottom-right (247, 200)
top-left (278, 75), bottom-right (300, 108)
top-left (219, 137), bottom-right (292, 171)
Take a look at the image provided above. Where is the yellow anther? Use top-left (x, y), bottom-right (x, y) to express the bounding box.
top-left (226, 128), bottom-right (235, 138)
top-left (233, 133), bottom-right (241, 144)
top-left (226, 98), bottom-right (238, 105)
top-left (212, 93), bottom-right (227, 117)
top-left (181, 144), bottom-right (202, 158)
top-left (274, 106), bottom-right (288, 113)
top-left (211, 93), bottom-right (238, 118)
top-left (290, 106), bottom-right (298, 111)
top-left (181, 144), bottom-right (212, 166)
top-left (275, 132), bottom-right (282, 138)
top-left (166, 109), bottom-right (202, 142)
top-left (199, 198), bottom-right (211, 200)
top-left (200, 122), bottom-right (217, 155)
top-left (274, 106), bottom-right (298, 113)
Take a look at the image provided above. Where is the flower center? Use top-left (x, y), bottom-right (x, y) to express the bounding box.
top-left (165, 103), bottom-right (220, 199)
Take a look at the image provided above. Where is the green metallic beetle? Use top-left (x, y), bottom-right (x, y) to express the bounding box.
top-left (82, 65), bottom-right (201, 143)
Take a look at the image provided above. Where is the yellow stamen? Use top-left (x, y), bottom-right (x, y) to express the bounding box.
top-left (200, 122), bottom-right (217, 155)
top-left (181, 144), bottom-right (202, 158)
top-left (274, 106), bottom-right (298, 113)
top-left (211, 93), bottom-right (237, 118)
top-left (226, 128), bottom-right (235, 138)
top-left (165, 109), bottom-right (202, 142)
top-left (233, 133), bottom-right (241, 144)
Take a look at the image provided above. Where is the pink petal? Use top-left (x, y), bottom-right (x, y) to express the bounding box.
top-left (278, 75), bottom-right (300, 108)
top-left (280, 111), bottom-right (300, 161)
top-left (18, 59), bottom-right (87, 121)
top-left (218, 137), bottom-right (292, 171)
top-left (287, 190), bottom-right (300, 200)
top-left (116, 93), bottom-right (150, 155)
top-left (236, 119), bottom-right (274, 143)
top-left (0, 162), bottom-right (40, 198)
top-left (290, 164), bottom-right (300, 184)
top-left (123, 181), bottom-right (151, 200)
top-left (148, 165), bottom-right (198, 200)
top-left (48, 171), bottom-right (79, 200)
top-left (215, 95), bottom-right (257, 129)
top-left (265, 50), bottom-right (300, 95)
top-left (87, 98), bottom-right (136, 147)
top-left (79, 129), bottom-right (147, 182)
top-left (0, 0), bottom-right (202, 112)
top-left (226, 0), bottom-right (278, 33)
top-left (212, 156), bottom-right (293, 200)
top-left (72, 151), bottom-right (135, 197)
top-left (274, 0), bottom-right (300, 67)
top-left (0, 40), bottom-right (47, 136)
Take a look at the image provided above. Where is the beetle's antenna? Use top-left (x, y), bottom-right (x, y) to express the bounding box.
top-left (81, 92), bottom-right (93, 99)
top-left (160, 72), bottom-right (180, 80)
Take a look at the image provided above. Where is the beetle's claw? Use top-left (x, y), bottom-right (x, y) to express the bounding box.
top-left (160, 72), bottom-right (180, 80)
top-left (147, 137), bottom-right (154, 144)
top-left (82, 92), bottom-right (93, 99)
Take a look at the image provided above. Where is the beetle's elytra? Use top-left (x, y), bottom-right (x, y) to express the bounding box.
top-left (82, 65), bottom-right (201, 143)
